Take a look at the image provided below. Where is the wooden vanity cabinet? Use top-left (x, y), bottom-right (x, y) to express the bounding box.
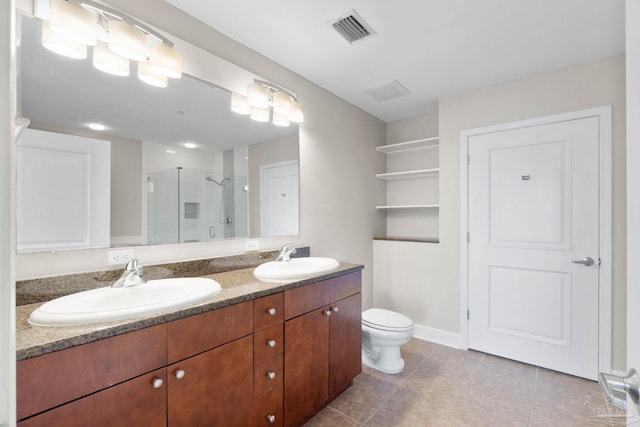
top-left (283, 271), bottom-right (362, 427)
top-left (17, 269), bottom-right (362, 427)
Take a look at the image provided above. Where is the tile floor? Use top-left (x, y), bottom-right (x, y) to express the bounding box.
top-left (305, 338), bottom-right (626, 427)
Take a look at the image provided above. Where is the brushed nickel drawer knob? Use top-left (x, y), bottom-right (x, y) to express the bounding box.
top-left (267, 414), bottom-right (276, 423)
top-left (332, 306), bottom-right (339, 313)
top-left (267, 339), bottom-right (276, 347)
top-left (325, 310), bottom-right (332, 317)
top-left (175, 369), bottom-right (186, 379)
top-left (268, 308), bottom-right (276, 315)
top-left (152, 378), bottom-right (163, 389)
top-left (267, 371), bottom-right (276, 380)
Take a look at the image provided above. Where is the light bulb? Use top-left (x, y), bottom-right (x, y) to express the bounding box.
top-left (108, 20), bottom-right (148, 61)
top-left (272, 91), bottom-right (291, 116)
top-left (273, 111), bottom-right (290, 127)
top-left (93, 41), bottom-right (129, 76)
top-left (231, 93), bottom-right (251, 115)
top-left (247, 83), bottom-right (269, 109)
top-left (149, 44), bottom-right (183, 78)
top-left (41, 20), bottom-right (87, 59)
top-left (289, 101), bottom-right (304, 123)
top-left (138, 60), bottom-right (168, 88)
top-left (49, 0), bottom-right (97, 46)
top-left (250, 107), bottom-right (270, 122)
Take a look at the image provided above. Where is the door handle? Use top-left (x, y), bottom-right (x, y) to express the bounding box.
top-left (572, 257), bottom-right (595, 266)
top-left (599, 369), bottom-right (640, 410)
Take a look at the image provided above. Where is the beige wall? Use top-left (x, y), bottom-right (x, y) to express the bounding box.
top-left (110, 138), bottom-right (143, 243)
top-left (14, 0), bottom-right (386, 308)
top-left (438, 54), bottom-right (625, 368)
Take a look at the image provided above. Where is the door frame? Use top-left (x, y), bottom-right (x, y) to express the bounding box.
top-left (459, 106), bottom-right (613, 375)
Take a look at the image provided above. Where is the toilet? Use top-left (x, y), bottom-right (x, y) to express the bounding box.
top-left (361, 308), bottom-right (414, 374)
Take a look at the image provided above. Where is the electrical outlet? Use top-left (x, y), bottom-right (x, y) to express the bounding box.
top-left (107, 249), bottom-right (135, 266)
top-left (245, 240), bottom-right (259, 252)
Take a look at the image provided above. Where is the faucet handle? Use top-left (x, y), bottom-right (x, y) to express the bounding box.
top-left (125, 258), bottom-right (139, 271)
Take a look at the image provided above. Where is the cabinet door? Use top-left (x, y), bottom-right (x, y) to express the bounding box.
top-left (18, 369), bottom-right (167, 427)
top-left (168, 335), bottom-right (253, 426)
top-left (329, 293), bottom-right (362, 399)
top-left (17, 324), bottom-right (167, 421)
top-left (284, 307), bottom-right (329, 427)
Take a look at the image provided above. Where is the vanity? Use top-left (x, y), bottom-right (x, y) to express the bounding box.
top-left (16, 263), bottom-right (363, 427)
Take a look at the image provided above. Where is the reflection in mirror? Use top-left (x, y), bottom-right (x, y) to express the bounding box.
top-left (16, 14), bottom-right (299, 253)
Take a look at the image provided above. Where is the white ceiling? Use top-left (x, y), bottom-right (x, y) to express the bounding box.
top-left (165, 0), bottom-right (625, 123)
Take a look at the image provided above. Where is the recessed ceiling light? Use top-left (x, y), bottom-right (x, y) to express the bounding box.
top-left (166, 149), bottom-right (176, 154)
top-left (88, 123), bottom-right (106, 131)
top-left (184, 142), bottom-right (197, 149)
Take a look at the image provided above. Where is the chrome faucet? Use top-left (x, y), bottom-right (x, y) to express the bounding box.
top-left (112, 259), bottom-right (147, 288)
top-left (275, 243), bottom-right (297, 262)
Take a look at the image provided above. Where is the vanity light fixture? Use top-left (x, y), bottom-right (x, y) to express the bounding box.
top-left (231, 79), bottom-right (304, 126)
top-left (39, 0), bottom-right (183, 87)
top-left (107, 20), bottom-right (147, 61)
top-left (138, 60), bottom-right (168, 88)
top-left (231, 93), bottom-right (251, 115)
top-left (48, 0), bottom-right (96, 46)
top-left (92, 41), bottom-right (129, 76)
top-left (41, 20), bottom-right (87, 59)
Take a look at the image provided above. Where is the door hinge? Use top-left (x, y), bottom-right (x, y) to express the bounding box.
top-left (467, 232), bottom-right (470, 243)
top-left (467, 309), bottom-right (470, 320)
top-left (599, 258), bottom-right (602, 267)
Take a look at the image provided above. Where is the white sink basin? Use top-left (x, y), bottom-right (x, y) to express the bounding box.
top-left (254, 257), bottom-right (340, 282)
top-left (29, 277), bottom-right (222, 327)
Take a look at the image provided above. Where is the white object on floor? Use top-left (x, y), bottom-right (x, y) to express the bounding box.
top-left (362, 308), bottom-right (414, 374)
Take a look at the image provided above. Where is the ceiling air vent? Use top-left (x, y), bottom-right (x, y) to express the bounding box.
top-left (362, 80), bottom-right (411, 102)
top-left (332, 10), bottom-right (377, 44)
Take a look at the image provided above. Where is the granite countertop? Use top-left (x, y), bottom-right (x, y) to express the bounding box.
top-left (16, 262), bottom-right (363, 361)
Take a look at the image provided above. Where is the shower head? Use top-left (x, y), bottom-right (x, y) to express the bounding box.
top-left (205, 176), bottom-right (229, 187)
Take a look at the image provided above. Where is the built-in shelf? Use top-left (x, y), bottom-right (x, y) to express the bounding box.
top-left (376, 204), bottom-right (439, 210)
top-left (374, 236), bottom-right (440, 244)
top-left (376, 168), bottom-right (439, 180)
top-left (376, 137), bottom-right (439, 154)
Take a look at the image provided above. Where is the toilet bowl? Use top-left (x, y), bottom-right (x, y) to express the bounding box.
top-left (361, 308), bottom-right (414, 374)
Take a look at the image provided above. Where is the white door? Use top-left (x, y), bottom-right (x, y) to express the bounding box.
top-left (467, 117), bottom-right (600, 380)
top-left (260, 160), bottom-right (299, 237)
top-left (16, 128), bottom-right (111, 252)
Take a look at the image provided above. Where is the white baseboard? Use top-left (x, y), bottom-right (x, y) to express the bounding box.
top-left (412, 323), bottom-right (462, 349)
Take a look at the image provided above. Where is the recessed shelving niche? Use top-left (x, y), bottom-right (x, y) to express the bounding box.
top-left (376, 136), bottom-right (439, 240)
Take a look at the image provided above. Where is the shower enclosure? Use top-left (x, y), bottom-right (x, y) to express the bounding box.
top-left (147, 167), bottom-right (248, 244)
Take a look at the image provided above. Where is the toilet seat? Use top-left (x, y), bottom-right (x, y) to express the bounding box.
top-left (362, 308), bottom-right (413, 332)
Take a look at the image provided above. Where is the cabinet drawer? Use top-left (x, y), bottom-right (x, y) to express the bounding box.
top-left (168, 301), bottom-right (253, 363)
top-left (284, 281), bottom-right (330, 320)
top-left (254, 324), bottom-right (283, 362)
top-left (254, 384), bottom-right (283, 427)
top-left (254, 353), bottom-right (283, 397)
top-left (18, 368), bottom-right (167, 427)
top-left (330, 271), bottom-right (362, 302)
top-left (17, 324), bottom-right (167, 421)
top-left (254, 293), bottom-right (283, 331)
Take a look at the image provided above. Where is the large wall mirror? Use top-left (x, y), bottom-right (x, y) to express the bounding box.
top-left (16, 14), bottom-right (299, 253)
